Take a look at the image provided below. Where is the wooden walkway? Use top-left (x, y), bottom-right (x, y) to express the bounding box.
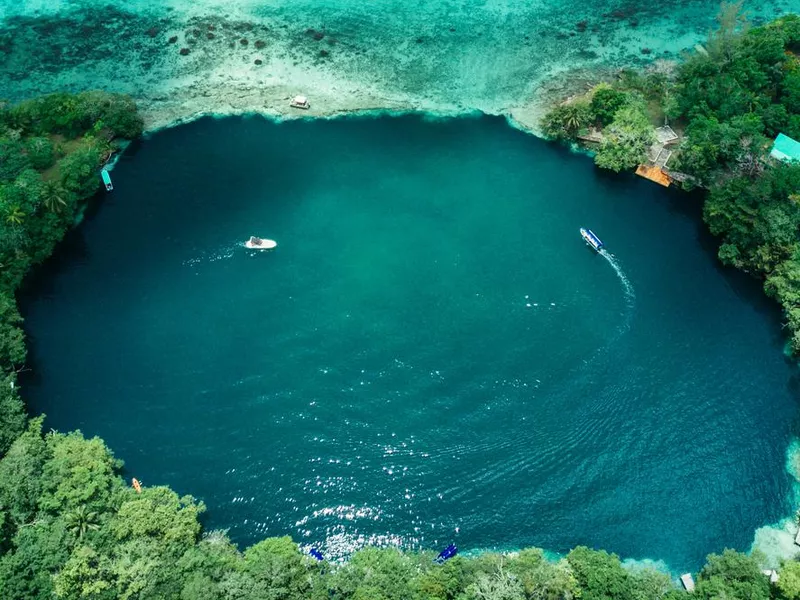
top-left (680, 574), bottom-right (695, 591)
top-left (635, 164), bottom-right (671, 187)
top-left (577, 128), bottom-right (604, 143)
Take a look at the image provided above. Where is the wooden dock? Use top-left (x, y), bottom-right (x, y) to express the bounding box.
top-left (577, 128), bottom-right (604, 143)
top-left (680, 573), bottom-right (695, 592)
top-left (635, 164), bottom-right (671, 187)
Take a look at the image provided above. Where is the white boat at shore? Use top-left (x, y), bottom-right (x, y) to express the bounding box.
top-left (290, 95), bottom-right (310, 109)
top-left (245, 236), bottom-right (277, 250)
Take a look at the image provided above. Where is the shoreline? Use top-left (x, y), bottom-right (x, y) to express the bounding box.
top-left (131, 71), bottom-right (576, 137)
top-left (5, 0), bottom-right (800, 578)
top-left (140, 103), bottom-right (545, 138)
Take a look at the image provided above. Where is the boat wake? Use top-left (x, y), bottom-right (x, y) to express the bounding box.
top-left (182, 243), bottom-right (238, 267)
top-left (599, 249), bottom-right (635, 308)
top-left (597, 249), bottom-right (636, 341)
top-left (448, 249), bottom-right (641, 496)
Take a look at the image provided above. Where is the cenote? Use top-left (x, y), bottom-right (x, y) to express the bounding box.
top-left (20, 113), bottom-right (800, 571)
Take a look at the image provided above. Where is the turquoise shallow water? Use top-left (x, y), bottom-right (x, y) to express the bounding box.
top-left (21, 115), bottom-right (800, 570)
top-left (1, 0), bottom-right (794, 124)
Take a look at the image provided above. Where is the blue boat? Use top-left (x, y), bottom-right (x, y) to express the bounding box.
top-left (309, 548), bottom-right (324, 561)
top-left (101, 169), bottom-right (113, 191)
top-left (580, 228), bottom-right (604, 252)
top-left (435, 544), bottom-right (458, 563)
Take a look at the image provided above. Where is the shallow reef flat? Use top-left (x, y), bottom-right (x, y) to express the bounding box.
top-left (0, 0), bottom-right (793, 131)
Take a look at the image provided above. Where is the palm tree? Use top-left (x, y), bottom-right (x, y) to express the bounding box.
top-left (564, 105), bottom-right (586, 133)
top-left (42, 182), bottom-right (67, 213)
top-left (5, 205), bottom-right (24, 226)
top-left (64, 505), bottom-right (100, 539)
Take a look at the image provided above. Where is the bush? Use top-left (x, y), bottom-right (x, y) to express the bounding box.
top-left (8, 92), bottom-right (143, 139)
top-left (590, 85), bottom-right (630, 126)
top-left (0, 139), bottom-right (31, 182)
top-left (567, 547), bottom-right (633, 600)
top-left (58, 142), bottom-right (104, 198)
top-left (0, 375), bottom-right (25, 456)
top-left (25, 137), bottom-right (54, 170)
top-left (594, 104), bottom-right (654, 172)
top-left (542, 101), bottom-right (593, 140)
top-left (695, 549), bottom-right (769, 600)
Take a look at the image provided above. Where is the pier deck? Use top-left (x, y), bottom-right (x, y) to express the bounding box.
top-left (680, 574), bottom-right (695, 592)
top-left (635, 164), bottom-right (671, 187)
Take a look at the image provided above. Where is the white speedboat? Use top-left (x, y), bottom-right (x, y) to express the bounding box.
top-left (245, 236), bottom-right (277, 250)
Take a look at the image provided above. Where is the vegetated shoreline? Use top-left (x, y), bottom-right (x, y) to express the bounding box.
top-left (4, 15), bottom-right (800, 598)
top-left (10, 97), bottom-right (800, 573)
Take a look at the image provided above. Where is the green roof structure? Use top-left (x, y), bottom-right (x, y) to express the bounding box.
top-left (770, 133), bottom-right (800, 162)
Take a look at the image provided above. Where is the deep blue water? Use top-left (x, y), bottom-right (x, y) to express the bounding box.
top-left (21, 114), bottom-right (799, 570)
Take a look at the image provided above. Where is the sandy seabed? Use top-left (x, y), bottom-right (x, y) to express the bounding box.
top-left (1, 0), bottom-right (792, 132)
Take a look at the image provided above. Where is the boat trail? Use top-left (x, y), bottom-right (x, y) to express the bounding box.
top-left (599, 249), bottom-right (635, 310)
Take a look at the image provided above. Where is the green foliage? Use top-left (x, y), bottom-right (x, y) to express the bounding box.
top-left (331, 547), bottom-right (419, 600)
top-left (39, 431), bottom-right (124, 516)
top-left (64, 505), bottom-right (101, 540)
top-left (0, 139), bottom-right (31, 182)
top-left (594, 104), bottom-right (655, 172)
top-left (58, 143), bottom-right (104, 198)
top-left (0, 292), bottom-right (25, 369)
top-left (54, 545), bottom-right (116, 600)
top-left (176, 532), bottom-right (240, 582)
top-left (0, 519), bottom-right (72, 600)
top-left (413, 555), bottom-right (473, 599)
top-left (9, 92), bottom-right (143, 139)
top-left (567, 547), bottom-right (633, 600)
top-left (508, 548), bottom-right (579, 600)
top-left (0, 418), bottom-right (46, 524)
top-left (704, 165), bottom-right (800, 275)
top-left (0, 375), bottom-right (25, 456)
top-left (777, 560), bottom-right (800, 599)
top-left (629, 567), bottom-right (673, 600)
top-left (25, 137), bottom-right (55, 171)
top-left (590, 85), bottom-right (631, 126)
top-left (241, 536), bottom-right (317, 599)
top-left (542, 101), bottom-right (592, 140)
top-left (463, 570), bottom-right (524, 600)
top-left (109, 486), bottom-right (203, 554)
top-left (695, 549), bottom-right (770, 600)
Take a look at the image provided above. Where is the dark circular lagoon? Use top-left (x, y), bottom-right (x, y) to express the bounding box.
top-left (21, 114), bottom-right (800, 569)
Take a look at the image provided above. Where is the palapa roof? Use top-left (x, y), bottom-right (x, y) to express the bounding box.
top-left (771, 133), bottom-right (800, 162)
